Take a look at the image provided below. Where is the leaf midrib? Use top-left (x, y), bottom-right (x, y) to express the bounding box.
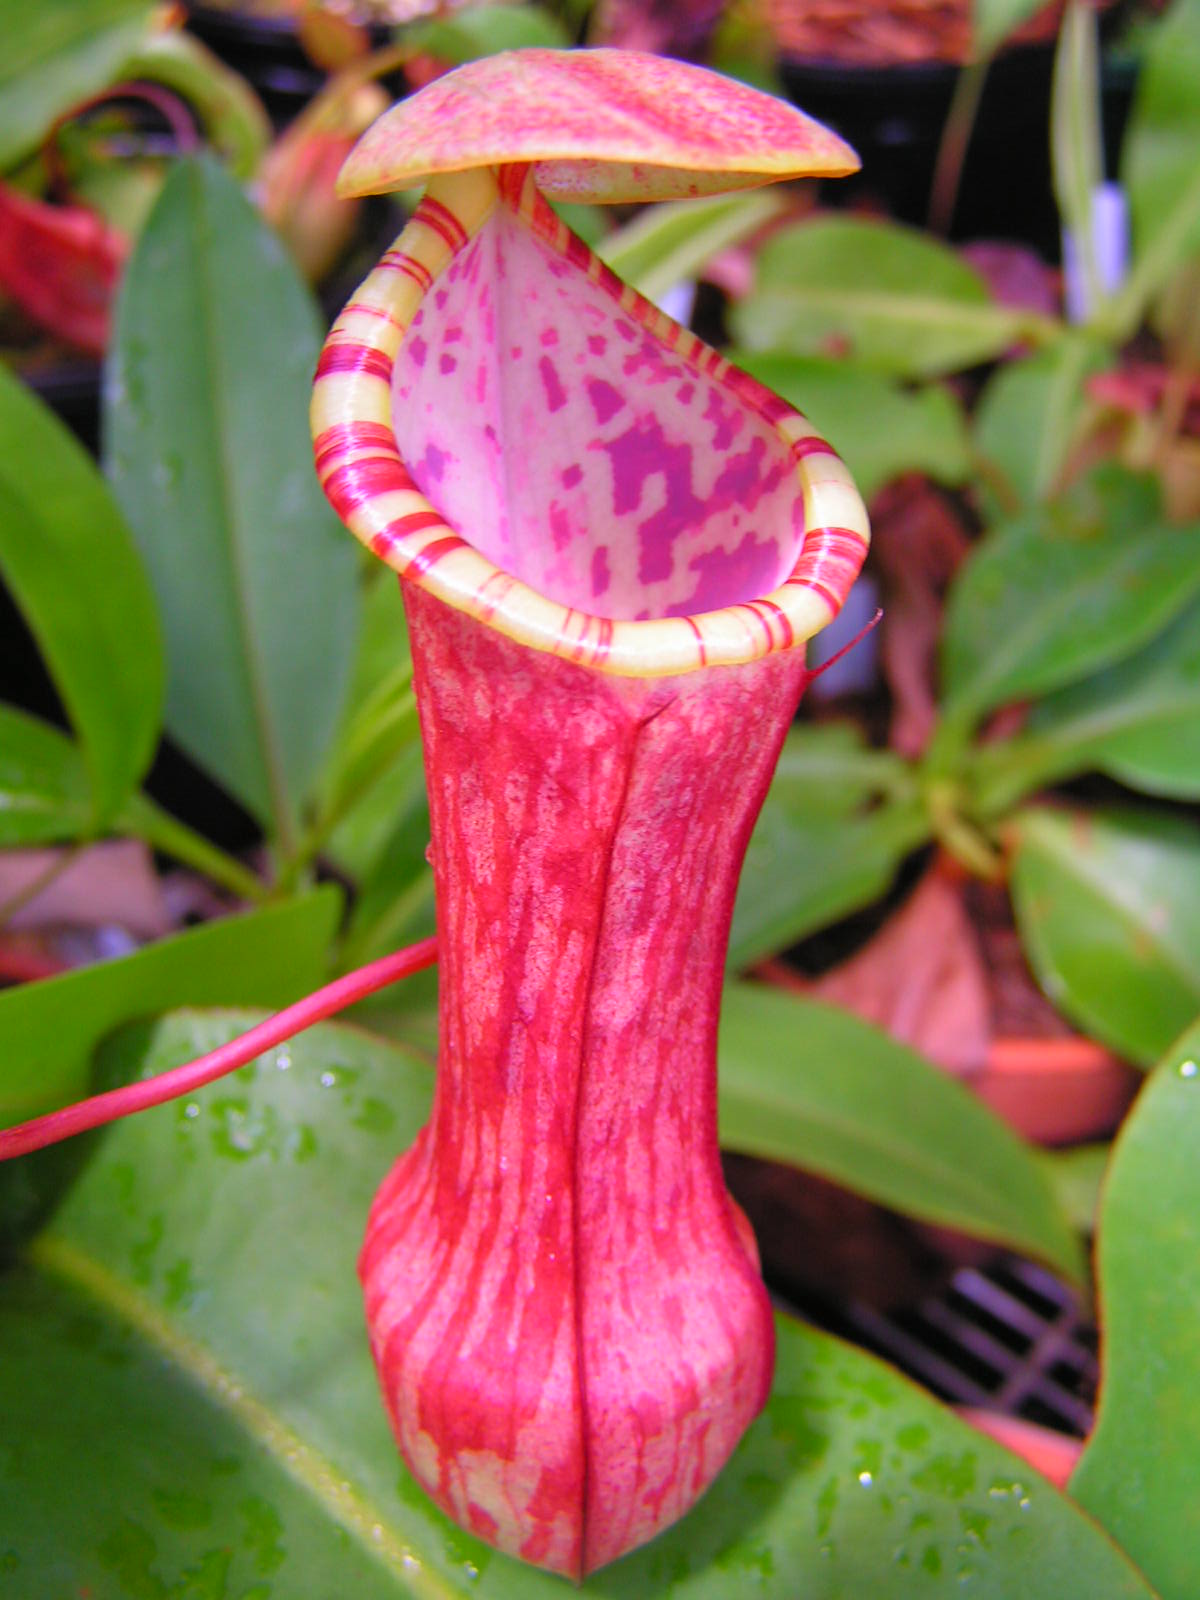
top-left (192, 164), bottom-right (295, 853)
top-left (31, 1232), bottom-right (459, 1600)
top-left (1035, 680), bottom-right (1200, 757)
top-left (745, 284), bottom-right (1035, 333)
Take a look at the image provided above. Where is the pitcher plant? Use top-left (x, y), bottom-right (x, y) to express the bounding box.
top-left (0, 45), bottom-right (869, 1581)
top-left (311, 48), bottom-right (868, 1578)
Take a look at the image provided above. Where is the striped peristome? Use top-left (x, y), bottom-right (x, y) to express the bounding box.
top-left (311, 163), bottom-right (869, 676)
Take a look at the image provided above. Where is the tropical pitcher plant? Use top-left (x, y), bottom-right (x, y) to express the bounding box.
top-left (1, 48), bottom-right (868, 1580)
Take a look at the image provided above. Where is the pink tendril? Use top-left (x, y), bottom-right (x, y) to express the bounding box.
top-left (0, 936), bottom-right (439, 1162)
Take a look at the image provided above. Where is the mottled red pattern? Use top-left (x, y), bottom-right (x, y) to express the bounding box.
top-left (338, 49), bottom-right (858, 203)
top-left (391, 197), bottom-right (805, 620)
top-left (361, 583), bottom-right (804, 1576)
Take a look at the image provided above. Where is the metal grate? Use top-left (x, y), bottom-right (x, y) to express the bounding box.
top-left (818, 1255), bottom-right (1097, 1436)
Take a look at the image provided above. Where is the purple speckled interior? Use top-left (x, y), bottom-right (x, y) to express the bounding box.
top-left (391, 206), bottom-right (806, 621)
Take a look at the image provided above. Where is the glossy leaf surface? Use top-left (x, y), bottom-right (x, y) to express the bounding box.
top-left (731, 218), bottom-right (1038, 378)
top-left (1011, 806), bottom-right (1200, 1066)
top-left (106, 155), bottom-right (359, 845)
top-left (0, 1010), bottom-right (1153, 1598)
top-left (730, 724), bottom-right (928, 968)
top-left (731, 350), bottom-right (971, 500)
top-left (1071, 1021), bottom-right (1200, 1598)
top-left (939, 471), bottom-right (1200, 740)
top-left (0, 364), bottom-right (163, 827)
top-left (0, 706), bottom-right (94, 846)
top-left (0, 0), bottom-right (153, 167)
top-left (0, 888), bottom-right (341, 1128)
top-left (718, 982), bottom-right (1084, 1282)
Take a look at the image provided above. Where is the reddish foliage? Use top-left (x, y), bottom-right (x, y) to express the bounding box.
top-left (0, 182), bottom-right (126, 355)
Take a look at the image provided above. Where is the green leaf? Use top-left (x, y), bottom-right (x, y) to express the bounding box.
top-left (0, 1010), bottom-right (1154, 1597)
top-left (401, 3), bottom-right (570, 62)
top-left (1118, 0), bottom-right (1200, 320)
top-left (1071, 1022), bottom-right (1200, 1598)
top-left (105, 154), bottom-right (359, 848)
top-left (973, 0), bottom-right (1046, 59)
top-left (0, 705), bottom-right (94, 846)
top-left (730, 724), bottom-right (929, 968)
top-left (972, 341), bottom-right (1110, 514)
top-left (1051, 1), bottom-right (1104, 317)
top-left (719, 982), bottom-right (1085, 1281)
top-left (0, 364), bottom-right (164, 827)
top-left (598, 191), bottom-right (783, 306)
top-left (1038, 1142), bottom-right (1109, 1237)
top-left (730, 350), bottom-right (971, 500)
top-left (730, 217), bottom-right (1049, 378)
top-left (0, 887), bottom-right (341, 1128)
top-left (120, 30), bottom-right (271, 180)
top-left (339, 760), bottom-right (435, 967)
top-left (307, 569), bottom-right (421, 881)
top-left (0, 0), bottom-right (154, 168)
top-left (938, 470), bottom-right (1200, 743)
top-left (1010, 805), bottom-right (1200, 1066)
top-left (1021, 596), bottom-right (1200, 801)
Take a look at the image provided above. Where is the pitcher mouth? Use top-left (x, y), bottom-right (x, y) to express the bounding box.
top-left (312, 164), bottom-right (870, 677)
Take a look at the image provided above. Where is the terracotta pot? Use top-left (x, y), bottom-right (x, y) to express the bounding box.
top-left (973, 1035), bottom-right (1139, 1147)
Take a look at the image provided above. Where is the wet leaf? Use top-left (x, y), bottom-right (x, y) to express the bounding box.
top-left (730, 724), bottom-right (928, 967)
top-left (0, 365), bottom-right (163, 828)
top-left (730, 350), bottom-right (971, 500)
top-left (731, 217), bottom-right (1041, 378)
top-left (106, 155), bottom-right (359, 848)
top-left (1010, 805), bottom-right (1200, 1066)
top-left (938, 470), bottom-right (1200, 746)
top-left (1071, 1021), bottom-right (1200, 1598)
top-left (0, 1010), bottom-right (1153, 1597)
top-left (0, 887), bottom-right (341, 1128)
top-left (718, 981), bottom-right (1084, 1282)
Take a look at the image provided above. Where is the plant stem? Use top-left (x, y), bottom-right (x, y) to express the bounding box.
top-left (124, 798), bottom-right (268, 903)
top-left (1104, 161), bottom-right (1200, 342)
top-left (279, 689), bottom-right (419, 891)
top-left (928, 59), bottom-right (988, 237)
top-left (0, 936), bottom-right (439, 1159)
top-left (925, 777), bottom-right (1005, 880)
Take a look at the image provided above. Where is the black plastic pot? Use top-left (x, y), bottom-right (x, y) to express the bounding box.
top-left (183, 4), bottom-right (329, 126)
top-left (780, 48), bottom-right (1137, 256)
